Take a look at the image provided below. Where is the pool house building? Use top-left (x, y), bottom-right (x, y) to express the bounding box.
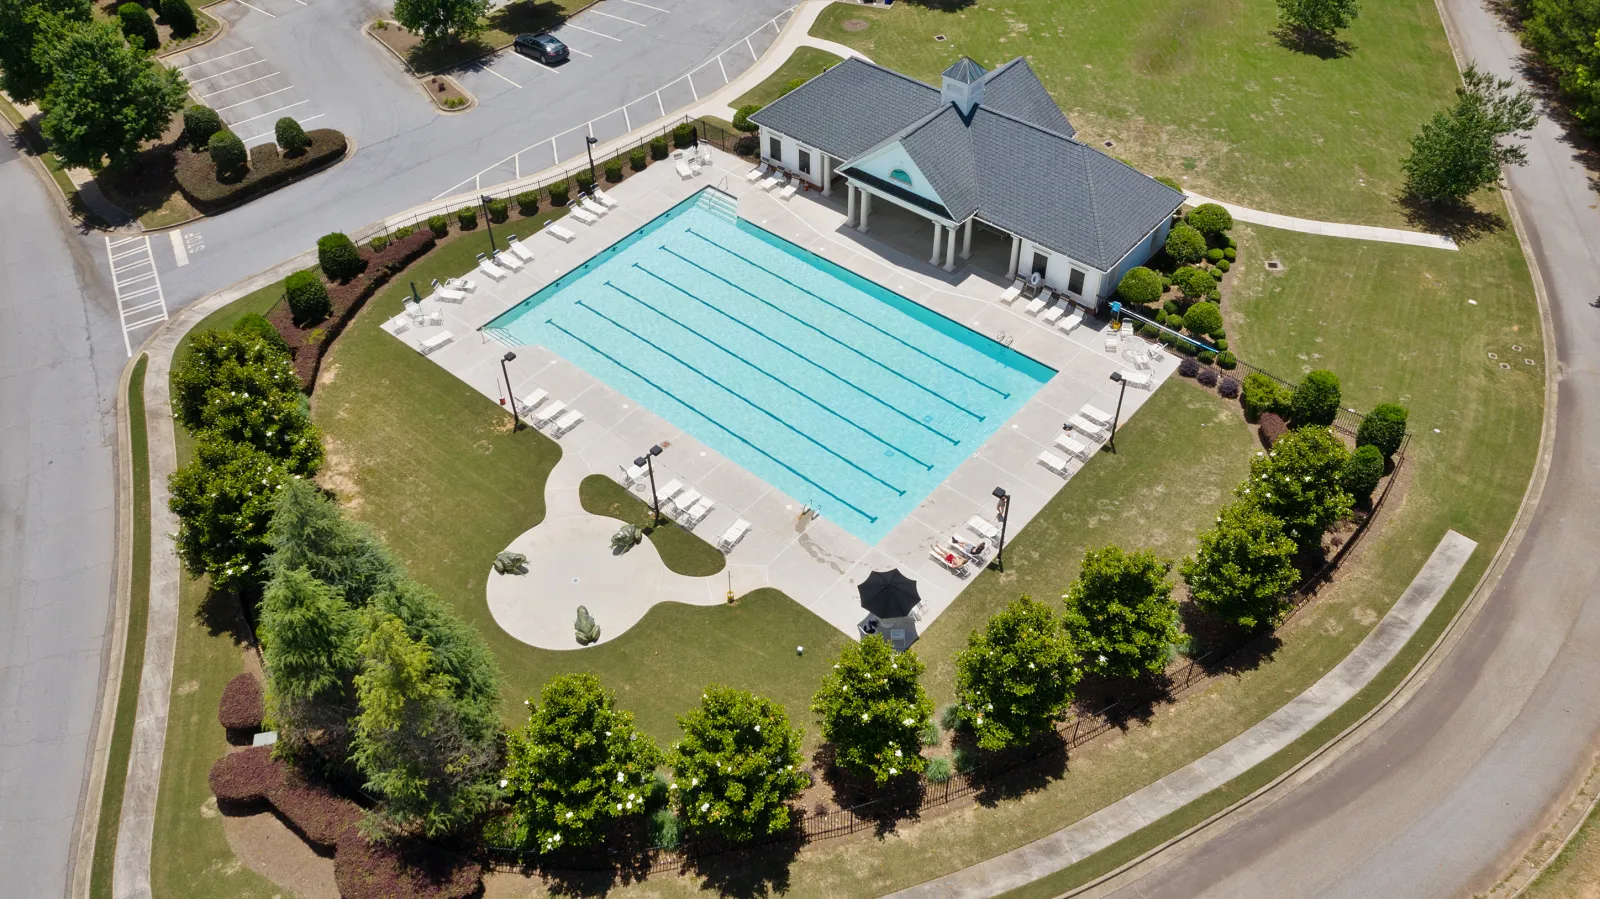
top-left (748, 56), bottom-right (1186, 308)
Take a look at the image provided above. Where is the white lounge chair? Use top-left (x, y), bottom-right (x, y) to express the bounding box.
top-left (551, 409), bottom-right (583, 436)
top-left (444, 276), bottom-right (477, 293)
top-left (507, 236), bottom-right (535, 262)
top-left (492, 250), bottom-right (524, 271)
top-left (433, 285), bottom-right (467, 304)
top-left (1040, 300), bottom-right (1066, 324)
top-left (1055, 309), bottom-right (1084, 334)
top-left (515, 389), bottom-right (548, 416)
top-left (775, 182), bottom-right (798, 200)
top-left (655, 479), bottom-right (684, 504)
top-left (545, 222), bottom-right (578, 243)
top-left (1036, 450), bottom-right (1071, 477)
top-left (531, 400), bottom-right (567, 426)
top-left (619, 464), bottom-right (647, 488)
top-left (746, 161), bottom-right (769, 182)
top-left (1120, 370), bottom-right (1154, 390)
top-left (928, 541), bottom-right (970, 577)
top-left (698, 143), bottom-right (712, 165)
top-left (1104, 332), bottom-right (1121, 352)
top-left (717, 518), bottom-right (751, 552)
top-left (966, 516), bottom-right (1001, 541)
top-left (591, 188), bottom-right (619, 209)
top-left (669, 488), bottom-right (702, 515)
top-left (1132, 349), bottom-right (1153, 370)
top-left (569, 206), bottom-right (600, 225)
top-left (1054, 431), bottom-right (1092, 462)
top-left (673, 151), bottom-right (695, 179)
top-left (1079, 403), bottom-right (1114, 427)
top-left (578, 197), bottom-right (608, 217)
top-left (418, 331), bottom-right (454, 355)
top-left (1025, 288), bottom-right (1053, 316)
top-left (682, 497), bottom-right (714, 527)
top-left (476, 255), bottom-right (508, 281)
top-left (758, 172), bottom-right (786, 192)
top-left (1069, 414), bottom-right (1108, 441)
top-left (999, 279), bottom-right (1025, 304)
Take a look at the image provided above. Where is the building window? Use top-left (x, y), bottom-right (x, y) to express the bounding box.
top-left (798, 149), bottom-right (811, 175)
top-left (1031, 250), bottom-right (1049, 276)
top-left (890, 167), bottom-right (913, 186)
top-left (1067, 268), bottom-right (1085, 295)
top-left (768, 136), bottom-right (782, 160)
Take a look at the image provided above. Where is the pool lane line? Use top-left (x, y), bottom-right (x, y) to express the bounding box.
top-left (656, 248), bottom-right (986, 422)
top-left (605, 281), bottom-right (938, 470)
top-left (573, 300), bottom-right (909, 498)
top-left (685, 228), bottom-right (1011, 400)
top-left (547, 318), bottom-right (880, 523)
top-left (630, 264), bottom-right (961, 446)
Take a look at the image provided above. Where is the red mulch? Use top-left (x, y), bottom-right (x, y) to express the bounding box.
top-left (335, 835), bottom-right (483, 899)
top-left (208, 745), bottom-right (285, 802)
top-left (1258, 412), bottom-right (1288, 447)
top-left (218, 672), bottom-right (265, 731)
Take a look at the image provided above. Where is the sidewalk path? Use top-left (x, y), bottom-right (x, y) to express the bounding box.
top-left (886, 530), bottom-right (1478, 899)
top-left (1184, 191), bottom-right (1459, 250)
top-left (691, 0), bottom-right (870, 121)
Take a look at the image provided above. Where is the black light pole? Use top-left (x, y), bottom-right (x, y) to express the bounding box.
top-left (499, 352), bottom-right (521, 431)
top-left (634, 444), bottom-right (664, 526)
top-left (992, 486), bottom-right (1010, 572)
top-left (480, 195), bottom-right (498, 253)
top-left (584, 136), bottom-right (599, 192)
top-left (1107, 371), bottom-right (1129, 454)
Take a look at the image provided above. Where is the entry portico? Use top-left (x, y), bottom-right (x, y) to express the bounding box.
top-left (749, 55), bottom-right (1185, 308)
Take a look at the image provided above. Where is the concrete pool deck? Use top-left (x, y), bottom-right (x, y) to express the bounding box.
top-left (398, 148), bottom-right (1178, 648)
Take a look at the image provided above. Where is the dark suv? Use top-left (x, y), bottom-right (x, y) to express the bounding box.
top-left (514, 33), bottom-right (569, 64)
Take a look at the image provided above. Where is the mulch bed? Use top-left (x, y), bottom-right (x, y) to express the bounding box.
top-left (175, 130), bottom-right (348, 213)
top-left (217, 672), bottom-right (265, 732)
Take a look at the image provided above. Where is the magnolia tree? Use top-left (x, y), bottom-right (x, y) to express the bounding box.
top-left (1063, 546), bottom-right (1180, 679)
top-left (1180, 503), bottom-right (1301, 631)
top-left (503, 673), bottom-right (663, 853)
top-left (669, 686), bottom-right (808, 842)
top-left (953, 596), bottom-right (1081, 751)
top-left (1237, 426), bottom-right (1353, 552)
top-left (168, 435), bottom-right (292, 588)
top-left (172, 328), bottom-right (303, 432)
top-left (811, 636), bottom-right (933, 784)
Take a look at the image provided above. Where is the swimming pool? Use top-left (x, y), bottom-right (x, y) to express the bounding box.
top-left (485, 188), bottom-right (1053, 544)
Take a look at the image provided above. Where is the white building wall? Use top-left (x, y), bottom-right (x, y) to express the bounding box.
top-left (1016, 238), bottom-right (1105, 307)
top-left (757, 126), bottom-right (823, 188)
top-left (1100, 215), bottom-right (1177, 302)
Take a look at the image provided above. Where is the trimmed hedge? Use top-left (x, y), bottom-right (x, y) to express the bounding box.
top-left (181, 105), bottom-right (222, 150)
top-left (285, 270), bottom-right (332, 324)
top-left (1165, 224), bottom-right (1207, 264)
top-left (1186, 202), bottom-right (1234, 236)
top-left (175, 129), bottom-right (347, 212)
top-left (733, 104), bottom-right (762, 132)
top-left (1290, 369), bottom-right (1343, 426)
top-left (604, 157), bottom-right (623, 182)
top-left (1218, 375), bottom-right (1241, 399)
top-left (486, 197), bottom-right (508, 223)
top-left (515, 190), bottom-right (538, 216)
top-left (1197, 367), bottom-right (1220, 388)
top-left (630, 147), bottom-right (647, 171)
top-left (275, 117), bottom-right (309, 155)
top-left (207, 129), bottom-right (247, 181)
top-left (650, 135), bottom-right (669, 160)
top-left (672, 121), bottom-right (697, 148)
top-left (428, 214), bottom-right (449, 237)
top-left (548, 180), bottom-right (570, 206)
top-left (1178, 358), bottom-right (1200, 378)
top-left (316, 232), bottom-right (364, 281)
top-left (456, 207), bottom-right (477, 229)
top-left (1116, 266), bottom-right (1163, 306)
top-left (234, 312), bottom-right (290, 356)
top-left (1217, 350), bottom-right (1238, 369)
top-left (208, 745), bottom-right (285, 802)
top-left (118, 2), bottom-right (159, 49)
top-left (1258, 412), bottom-right (1289, 447)
top-left (1343, 444), bottom-right (1385, 503)
top-left (575, 168), bottom-right (596, 192)
top-left (1241, 372), bottom-right (1290, 420)
top-left (161, 0), bottom-right (198, 36)
top-left (217, 673), bottom-right (265, 731)
top-left (1357, 403), bottom-right (1409, 458)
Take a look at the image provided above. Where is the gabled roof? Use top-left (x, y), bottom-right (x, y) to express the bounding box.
top-left (747, 57), bottom-right (942, 161)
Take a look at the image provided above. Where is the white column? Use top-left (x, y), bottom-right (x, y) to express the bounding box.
top-left (846, 184), bottom-right (857, 226)
top-left (1006, 235), bottom-right (1021, 279)
top-left (961, 219), bottom-right (974, 259)
top-left (930, 222), bottom-right (943, 265)
top-left (858, 191), bottom-right (872, 233)
top-left (821, 156), bottom-right (832, 196)
top-left (943, 224), bottom-right (958, 272)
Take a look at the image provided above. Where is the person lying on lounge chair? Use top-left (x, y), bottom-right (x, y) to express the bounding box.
top-left (948, 536), bottom-right (987, 562)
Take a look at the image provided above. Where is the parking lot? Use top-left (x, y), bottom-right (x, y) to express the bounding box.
top-left (168, 0), bottom-right (328, 145)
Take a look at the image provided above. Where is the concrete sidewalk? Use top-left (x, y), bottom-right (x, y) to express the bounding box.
top-left (886, 530), bottom-right (1478, 899)
top-left (1184, 191), bottom-right (1459, 251)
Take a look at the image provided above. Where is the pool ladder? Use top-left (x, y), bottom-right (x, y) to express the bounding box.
top-left (995, 330), bottom-right (1015, 347)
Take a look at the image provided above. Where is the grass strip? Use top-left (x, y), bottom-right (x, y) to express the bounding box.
top-left (732, 46), bottom-right (845, 109)
top-left (89, 355), bottom-right (151, 899)
top-left (578, 474), bottom-right (726, 577)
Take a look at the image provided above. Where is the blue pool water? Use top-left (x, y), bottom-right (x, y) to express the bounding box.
top-left (485, 189), bottom-right (1053, 544)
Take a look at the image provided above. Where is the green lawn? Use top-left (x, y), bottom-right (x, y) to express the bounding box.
top-left (578, 474), bottom-right (726, 577)
top-left (733, 46), bottom-right (845, 109)
top-left (1522, 802), bottom-right (1600, 899)
top-left (812, 0), bottom-right (1461, 227)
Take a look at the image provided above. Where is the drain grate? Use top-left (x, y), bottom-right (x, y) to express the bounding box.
top-left (1103, 139), bottom-right (1116, 148)
top-left (1265, 260), bottom-right (1283, 271)
top-left (934, 33), bottom-right (947, 41)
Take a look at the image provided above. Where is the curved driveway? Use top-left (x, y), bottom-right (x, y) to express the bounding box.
top-left (1092, 0), bottom-right (1600, 896)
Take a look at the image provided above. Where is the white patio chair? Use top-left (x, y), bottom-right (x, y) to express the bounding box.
top-left (515, 389), bottom-right (548, 416)
top-left (673, 151), bottom-right (695, 179)
top-left (1055, 431), bottom-right (1092, 462)
top-left (492, 249), bottom-right (524, 271)
top-left (698, 143), bottom-right (712, 165)
top-left (758, 171), bottom-right (785, 191)
top-left (655, 479), bottom-right (685, 504)
top-left (381, 314), bottom-right (410, 337)
top-left (999, 279), bottom-right (1025, 304)
top-left (1079, 403), bottom-right (1114, 427)
top-left (966, 516), bottom-right (1001, 541)
top-left (1025, 287), bottom-right (1053, 316)
top-left (507, 236), bottom-right (535, 262)
top-left (668, 488), bottom-right (702, 516)
top-left (776, 182), bottom-right (799, 200)
top-left (1055, 309), bottom-right (1084, 334)
top-left (619, 461), bottom-right (647, 486)
top-left (433, 284), bottom-right (467, 304)
top-left (1120, 370), bottom-right (1154, 390)
top-left (717, 518), bottom-right (751, 552)
top-left (1040, 300), bottom-right (1066, 324)
top-left (530, 400), bottom-right (567, 426)
top-left (476, 254), bottom-right (508, 281)
top-left (444, 276), bottom-right (477, 293)
top-left (578, 197), bottom-right (608, 218)
top-left (1069, 414), bottom-right (1108, 441)
top-left (1036, 450), bottom-right (1071, 476)
top-left (418, 331), bottom-right (454, 355)
top-left (569, 206), bottom-right (600, 225)
top-left (682, 497), bottom-right (715, 528)
top-left (551, 409), bottom-right (584, 436)
top-left (591, 188), bottom-right (619, 209)
top-left (1104, 332), bottom-right (1121, 352)
top-left (746, 161), bottom-right (769, 182)
top-left (928, 542), bottom-right (970, 578)
top-left (545, 222), bottom-right (578, 243)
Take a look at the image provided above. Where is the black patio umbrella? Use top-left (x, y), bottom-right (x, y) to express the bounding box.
top-left (858, 569), bottom-right (922, 619)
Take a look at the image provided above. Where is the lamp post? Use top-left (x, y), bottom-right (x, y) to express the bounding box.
top-left (480, 195), bottom-right (498, 253)
top-left (1108, 371), bottom-right (1129, 454)
top-left (992, 486), bottom-right (1010, 572)
top-left (584, 136), bottom-right (599, 193)
top-left (499, 352), bottom-right (521, 431)
top-left (634, 444), bottom-right (664, 526)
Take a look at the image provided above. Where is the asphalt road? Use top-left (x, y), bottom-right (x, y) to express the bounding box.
top-left (0, 138), bottom-right (125, 899)
top-left (1090, 0), bottom-right (1600, 896)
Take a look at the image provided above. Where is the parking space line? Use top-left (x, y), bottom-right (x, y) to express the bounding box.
top-left (590, 9), bottom-right (645, 26)
top-left (233, 0), bottom-right (277, 17)
top-left (562, 23), bottom-right (621, 40)
top-left (566, 46), bottom-right (592, 57)
top-left (199, 72), bottom-right (280, 98)
top-left (617, 0), bottom-right (668, 11)
top-left (188, 59), bottom-right (269, 83)
top-left (241, 113), bottom-right (323, 144)
top-left (229, 99), bottom-right (308, 126)
top-left (480, 65), bottom-right (522, 88)
top-left (216, 85), bottom-right (294, 111)
top-left (504, 52), bottom-right (559, 74)
top-left (177, 47), bottom-right (254, 70)
top-left (717, 55), bottom-right (727, 82)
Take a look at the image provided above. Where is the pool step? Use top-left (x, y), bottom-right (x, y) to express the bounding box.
top-left (482, 327), bottom-right (517, 348)
top-left (698, 190), bottom-right (740, 225)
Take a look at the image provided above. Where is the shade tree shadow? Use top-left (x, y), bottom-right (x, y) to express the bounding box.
top-left (1271, 25), bottom-right (1354, 60)
top-left (196, 584), bottom-right (259, 644)
top-left (812, 746), bottom-right (925, 838)
top-left (1396, 193), bottom-right (1507, 244)
top-left (681, 837), bottom-right (801, 899)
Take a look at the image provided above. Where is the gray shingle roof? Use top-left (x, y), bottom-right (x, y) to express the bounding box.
top-left (746, 57), bottom-right (940, 161)
top-left (981, 58), bottom-right (1075, 138)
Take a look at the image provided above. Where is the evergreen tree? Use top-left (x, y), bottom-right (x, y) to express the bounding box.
top-left (259, 567), bottom-right (363, 757)
top-left (266, 478), bottom-right (402, 606)
top-left (368, 578), bottom-right (501, 727)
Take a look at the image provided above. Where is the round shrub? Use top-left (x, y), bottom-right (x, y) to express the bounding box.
top-left (1183, 300), bottom-right (1224, 337)
top-left (1165, 224), bottom-right (1207, 264)
top-left (161, 0), bottom-right (198, 36)
top-left (733, 104), bottom-right (762, 133)
top-left (1216, 338), bottom-right (1229, 351)
top-left (1171, 265), bottom-right (1217, 301)
top-left (1218, 376), bottom-right (1241, 399)
top-left (368, 234), bottom-right (389, 252)
top-left (575, 168), bottom-right (596, 193)
top-left (1241, 372), bottom-right (1290, 420)
top-left (284, 270), bottom-right (332, 324)
top-left (392, 224), bottom-right (415, 239)
top-left (1178, 357), bottom-right (1200, 378)
top-left (218, 673), bottom-right (265, 731)
top-left (456, 206), bottom-right (477, 229)
top-left (780, 76), bottom-right (808, 96)
top-left (629, 147), bottom-right (647, 171)
top-left (233, 313), bottom-right (289, 356)
top-left (1217, 350), bottom-right (1238, 369)
top-left (1216, 258), bottom-right (1231, 272)
top-left (182, 105), bottom-right (223, 150)
top-left (1156, 175), bottom-right (1183, 191)
top-left (118, 2), bottom-right (159, 50)
top-left (486, 197), bottom-right (508, 223)
top-left (208, 745), bottom-right (284, 802)
top-left (207, 129), bottom-right (247, 180)
top-left (1197, 367), bottom-right (1220, 388)
top-left (515, 190), bottom-right (538, 216)
top-left (1227, 235), bottom-right (1238, 250)
top-left (1139, 322), bottom-right (1159, 338)
top-left (547, 180), bottom-right (570, 206)
top-left (1206, 247), bottom-right (1225, 263)
top-left (1224, 246), bottom-right (1237, 261)
top-left (427, 214), bottom-right (449, 238)
top-left (734, 134), bottom-right (759, 156)
top-left (1176, 338), bottom-right (1200, 356)
top-left (604, 157), bottom-right (623, 183)
top-left (274, 116), bottom-right (309, 155)
top-left (1290, 369), bottom-right (1342, 426)
top-left (650, 135), bottom-right (669, 160)
top-left (1158, 329), bottom-right (1177, 346)
top-left (1357, 403), bottom-right (1409, 458)
top-left (672, 121), bottom-right (697, 149)
top-left (1116, 266), bottom-right (1163, 306)
top-left (1165, 312), bottom-right (1186, 331)
top-left (1343, 444), bottom-right (1385, 503)
top-left (315, 232), bottom-right (362, 281)
top-left (1163, 299), bottom-right (1180, 317)
top-left (1186, 202), bottom-right (1234, 237)
top-left (1198, 350), bottom-right (1217, 365)
top-left (1257, 411), bottom-right (1289, 447)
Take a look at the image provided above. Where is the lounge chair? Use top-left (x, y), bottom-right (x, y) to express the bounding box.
top-left (999, 279), bottom-right (1025, 304)
top-left (1148, 342), bottom-right (1167, 361)
top-left (1120, 370), bottom-right (1154, 390)
top-left (515, 389), bottom-right (548, 416)
top-left (758, 171), bottom-right (785, 191)
top-left (655, 479), bottom-right (685, 504)
top-left (1069, 414), bottom-right (1108, 441)
top-left (476, 255), bottom-right (508, 281)
top-left (1036, 450), bottom-right (1071, 477)
top-left (717, 518), bottom-right (751, 552)
top-left (569, 206), bottom-right (600, 225)
top-left (619, 461), bottom-right (647, 486)
top-left (775, 182), bottom-right (799, 200)
top-left (673, 151), bottom-right (695, 179)
top-left (531, 400), bottom-right (567, 426)
top-left (507, 236), bottom-right (535, 262)
top-left (578, 197), bottom-right (608, 217)
top-left (698, 143), bottom-right (712, 165)
top-left (493, 250), bottom-right (524, 271)
top-left (1132, 349), bottom-right (1153, 370)
top-left (1025, 287), bottom-right (1053, 316)
top-left (1054, 431), bottom-right (1092, 462)
top-left (1104, 332), bottom-right (1121, 352)
top-left (433, 285), bottom-right (467, 304)
top-left (551, 409), bottom-right (584, 436)
top-left (668, 488), bottom-right (702, 515)
top-left (682, 497), bottom-right (714, 528)
top-left (928, 542), bottom-right (970, 577)
top-left (545, 222), bottom-right (578, 243)
top-left (966, 515), bottom-right (1001, 541)
top-left (591, 188), bottom-right (619, 209)
top-left (1079, 403), bottom-right (1114, 427)
top-left (444, 276), bottom-right (477, 293)
top-left (746, 161), bottom-right (769, 182)
top-left (1040, 300), bottom-right (1066, 324)
top-left (418, 331), bottom-right (454, 355)
top-left (1055, 309), bottom-right (1084, 334)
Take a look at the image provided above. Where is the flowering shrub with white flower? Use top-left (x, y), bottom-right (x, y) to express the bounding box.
top-left (669, 686), bottom-right (807, 842)
top-left (1062, 545), bottom-right (1180, 680)
top-left (810, 635), bottom-right (934, 784)
top-left (1234, 425), bottom-right (1352, 553)
top-left (954, 596), bottom-right (1082, 751)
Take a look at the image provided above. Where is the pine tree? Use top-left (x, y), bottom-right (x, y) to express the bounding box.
top-left (258, 567), bottom-right (362, 757)
top-left (267, 478), bottom-right (401, 606)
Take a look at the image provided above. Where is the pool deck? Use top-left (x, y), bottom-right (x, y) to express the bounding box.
top-left (395, 148), bottom-right (1178, 648)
